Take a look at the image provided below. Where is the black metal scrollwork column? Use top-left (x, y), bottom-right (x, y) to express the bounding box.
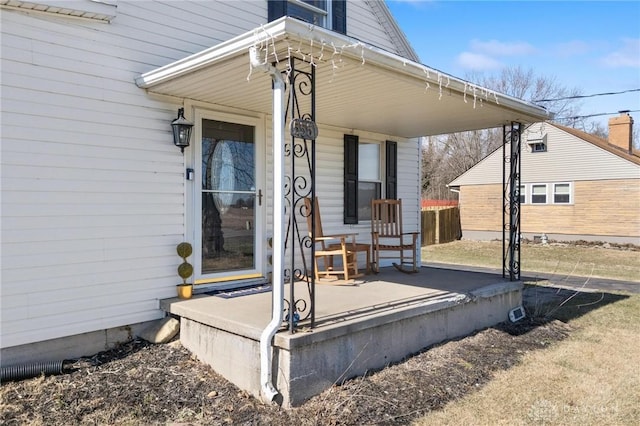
top-left (503, 122), bottom-right (522, 281)
top-left (282, 57), bottom-right (316, 332)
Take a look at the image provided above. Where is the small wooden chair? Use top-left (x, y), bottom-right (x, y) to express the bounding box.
top-left (371, 199), bottom-right (419, 273)
top-left (304, 197), bottom-right (368, 282)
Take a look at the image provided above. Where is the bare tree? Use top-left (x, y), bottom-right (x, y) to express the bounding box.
top-left (584, 121), bottom-right (608, 140)
top-left (421, 66), bottom-right (583, 200)
top-left (421, 136), bottom-right (456, 200)
top-left (478, 66), bottom-right (582, 120)
top-left (583, 119), bottom-right (639, 149)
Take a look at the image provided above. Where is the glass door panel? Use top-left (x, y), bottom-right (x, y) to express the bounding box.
top-left (201, 120), bottom-right (256, 275)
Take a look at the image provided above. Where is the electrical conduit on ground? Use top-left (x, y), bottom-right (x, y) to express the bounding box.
top-left (1, 360), bottom-right (69, 382)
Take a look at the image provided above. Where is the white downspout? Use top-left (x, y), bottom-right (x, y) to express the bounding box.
top-left (252, 47), bottom-right (285, 403)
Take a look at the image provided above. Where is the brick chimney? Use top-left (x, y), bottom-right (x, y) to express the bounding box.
top-left (608, 112), bottom-right (634, 153)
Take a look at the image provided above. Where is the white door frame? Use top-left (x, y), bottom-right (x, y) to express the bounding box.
top-left (188, 108), bottom-right (266, 287)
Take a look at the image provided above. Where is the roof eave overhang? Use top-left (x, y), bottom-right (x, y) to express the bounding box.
top-left (136, 17), bottom-right (551, 138)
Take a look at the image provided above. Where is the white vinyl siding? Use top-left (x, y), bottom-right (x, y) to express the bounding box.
top-left (1, 0), bottom-right (421, 349)
top-left (304, 127), bottom-right (419, 238)
top-left (0, 1), bottom-right (267, 349)
top-left (347, 1), bottom-right (400, 54)
top-left (1, 0), bottom-right (118, 21)
top-left (265, 124), bottom-right (420, 271)
top-left (449, 122), bottom-right (640, 187)
top-left (1, 9), bottom-right (188, 348)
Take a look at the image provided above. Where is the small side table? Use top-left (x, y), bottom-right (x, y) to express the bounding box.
top-left (350, 243), bottom-right (371, 274)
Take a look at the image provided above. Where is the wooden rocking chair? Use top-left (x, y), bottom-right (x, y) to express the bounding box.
top-left (371, 199), bottom-right (419, 273)
top-left (304, 197), bottom-right (363, 282)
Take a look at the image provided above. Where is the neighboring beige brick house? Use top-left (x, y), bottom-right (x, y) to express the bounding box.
top-left (449, 113), bottom-right (640, 245)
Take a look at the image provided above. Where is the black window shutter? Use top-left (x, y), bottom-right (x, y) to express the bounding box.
top-left (268, 0), bottom-right (287, 22)
top-left (344, 134), bottom-right (359, 224)
top-left (385, 140), bottom-right (397, 200)
top-left (332, 0), bottom-right (347, 34)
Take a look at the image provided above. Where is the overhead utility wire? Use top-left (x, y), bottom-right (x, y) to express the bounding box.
top-left (533, 88), bottom-right (640, 102)
top-left (553, 109), bottom-right (640, 121)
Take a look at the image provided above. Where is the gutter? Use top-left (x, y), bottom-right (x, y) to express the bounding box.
top-left (251, 47), bottom-right (285, 403)
top-left (135, 17), bottom-right (550, 124)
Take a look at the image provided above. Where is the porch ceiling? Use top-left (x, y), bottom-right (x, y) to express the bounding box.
top-left (136, 18), bottom-right (551, 138)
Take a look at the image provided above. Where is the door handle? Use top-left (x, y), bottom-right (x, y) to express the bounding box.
top-left (258, 189), bottom-right (263, 206)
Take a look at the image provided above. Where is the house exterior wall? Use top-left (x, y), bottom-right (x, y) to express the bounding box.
top-left (459, 179), bottom-right (640, 243)
top-left (451, 122), bottom-right (640, 244)
top-left (347, 0), bottom-right (402, 55)
top-left (450, 123), bottom-right (639, 187)
top-left (1, 1), bottom-right (419, 353)
top-left (263, 123), bottom-right (420, 274)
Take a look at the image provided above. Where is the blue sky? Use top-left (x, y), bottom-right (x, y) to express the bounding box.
top-left (385, 0), bottom-right (640, 132)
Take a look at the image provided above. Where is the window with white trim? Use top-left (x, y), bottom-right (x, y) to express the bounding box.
top-left (519, 185), bottom-right (526, 204)
top-left (531, 184), bottom-right (547, 204)
top-left (527, 134), bottom-right (547, 153)
top-left (553, 183), bottom-right (571, 204)
top-left (344, 136), bottom-right (397, 224)
top-left (531, 142), bottom-right (547, 152)
top-left (357, 142), bottom-right (381, 221)
top-left (287, 0), bottom-right (330, 27)
top-left (268, 0), bottom-right (346, 34)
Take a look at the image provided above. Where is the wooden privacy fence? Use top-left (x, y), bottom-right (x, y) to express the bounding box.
top-left (421, 207), bottom-right (461, 246)
top-left (421, 210), bottom-right (436, 246)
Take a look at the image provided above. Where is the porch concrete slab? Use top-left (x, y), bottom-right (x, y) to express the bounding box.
top-left (160, 265), bottom-right (521, 406)
top-left (160, 265), bottom-right (507, 340)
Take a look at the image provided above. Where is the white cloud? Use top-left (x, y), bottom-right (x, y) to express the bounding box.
top-left (455, 39), bottom-right (535, 70)
top-left (456, 52), bottom-right (502, 71)
top-left (469, 39), bottom-right (536, 57)
top-left (552, 40), bottom-right (591, 58)
top-left (600, 38), bottom-right (640, 68)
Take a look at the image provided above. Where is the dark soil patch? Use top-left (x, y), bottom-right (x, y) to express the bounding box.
top-left (1, 317), bottom-right (573, 426)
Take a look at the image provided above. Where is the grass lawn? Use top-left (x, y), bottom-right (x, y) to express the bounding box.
top-left (414, 293), bottom-right (640, 426)
top-left (422, 240), bottom-right (640, 282)
top-left (415, 240), bottom-right (640, 425)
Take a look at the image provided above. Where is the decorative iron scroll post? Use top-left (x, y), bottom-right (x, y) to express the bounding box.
top-left (283, 57), bottom-right (316, 332)
top-left (502, 122), bottom-right (522, 281)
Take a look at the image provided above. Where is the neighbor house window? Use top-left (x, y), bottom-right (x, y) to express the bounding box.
top-left (553, 183), bottom-right (571, 204)
top-left (519, 185), bottom-right (526, 204)
top-left (344, 135), bottom-right (397, 224)
top-left (531, 142), bottom-right (546, 152)
top-left (268, 0), bottom-right (346, 34)
top-left (531, 184), bottom-right (547, 204)
top-left (527, 134), bottom-right (547, 153)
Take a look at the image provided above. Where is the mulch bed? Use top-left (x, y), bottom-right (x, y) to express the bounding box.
top-left (0, 316), bottom-right (572, 425)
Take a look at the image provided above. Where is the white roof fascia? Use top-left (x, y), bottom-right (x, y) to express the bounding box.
top-left (135, 18), bottom-right (291, 89)
top-left (0, 0), bottom-right (117, 22)
top-left (136, 17), bottom-right (550, 124)
top-left (279, 19), bottom-right (550, 122)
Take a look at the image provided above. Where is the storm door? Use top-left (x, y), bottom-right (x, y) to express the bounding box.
top-left (194, 115), bottom-right (263, 285)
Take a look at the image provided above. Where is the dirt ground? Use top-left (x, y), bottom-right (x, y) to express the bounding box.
top-left (0, 287), bottom-right (617, 425)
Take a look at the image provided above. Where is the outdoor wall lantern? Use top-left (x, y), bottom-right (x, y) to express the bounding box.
top-left (171, 108), bottom-right (194, 153)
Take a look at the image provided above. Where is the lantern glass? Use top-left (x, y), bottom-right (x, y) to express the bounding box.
top-left (171, 108), bottom-right (194, 152)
